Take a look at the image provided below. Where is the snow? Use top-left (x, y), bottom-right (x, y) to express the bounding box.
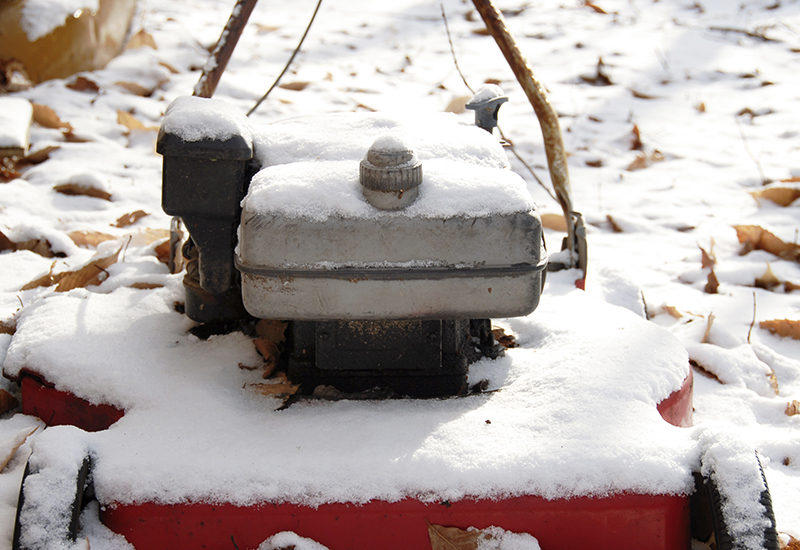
top-left (0, 0), bottom-right (797, 546)
top-left (20, 0), bottom-right (99, 42)
top-left (0, 98), bottom-right (32, 151)
top-left (161, 95), bottom-right (252, 144)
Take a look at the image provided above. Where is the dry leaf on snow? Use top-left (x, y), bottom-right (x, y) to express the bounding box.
top-left (759, 319), bottom-right (800, 340)
top-left (626, 150), bottom-right (665, 171)
top-left (786, 400), bottom-right (800, 416)
top-left (0, 389), bottom-right (18, 416)
top-left (113, 210), bottom-right (149, 228)
top-left (126, 29), bottom-right (157, 50)
top-left (0, 426), bottom-right (39, 473)
top-left (117, 110), bottom-right (157, 132)
top-left (56, 248), bottom-right (121, 292)
top-left (129, 282), bottom-right (163, 290)
top-left (755, 264), bottom-right (782, 290)
top-left (21, 261), bottom-right (61, 290)
top-left (31, 103), bottom-right (72, 131)
top-left (278, 81), bottom-right (310, 91)
top-left (750, 186), bottom-right (800, 207)
top-left (66, 76), bottom-right (100, 93)
top-left (704, 269), bottom-right (719, 294)
top-left (115, 81), bottom-right (154, 97)
top-left (68, 230), bottom-right (116, 248)
top-left (0, 231), bottom-right (58, 257)
top-left (661, 305), bottom-right (683, 319)
top-left (700, 243), bottom-right (716, 269)
top-left (0, 319), bottom-right (15, 335)
top-left (734, 225), bottom-right (800, 262)
top-left (154, 240), bottom-right (171, 265)
top-left (54, 183), bottom-right (112, 201)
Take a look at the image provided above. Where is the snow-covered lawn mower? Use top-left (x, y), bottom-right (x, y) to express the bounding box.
top-left (7, 94), bottom-right (779, 550)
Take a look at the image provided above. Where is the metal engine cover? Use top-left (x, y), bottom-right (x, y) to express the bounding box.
top-left (236, 112), bottom-right (546, 321)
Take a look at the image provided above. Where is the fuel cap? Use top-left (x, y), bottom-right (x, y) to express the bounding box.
top-left (359, 135), bottom-right (422, 210)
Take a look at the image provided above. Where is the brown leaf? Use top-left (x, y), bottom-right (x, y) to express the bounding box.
top-left (113, 210), bottom-right (149, 228)
top-left (114, 81), bottom-right (153, 97)
top-left (117, 110), bottom-right (157, 132)
top-left (695, 102), bottom-right (706, 113)
top-left (700, 244), bottom-right (716, 269)
top-left (785, 281), bottom-right (800, 292)
top-left (248, 372), bottom-right (300, 398)
top-left (768, 369), bottom-right (780, 395)
top-left (704, 269), bottom-right (719, 294)
top-left (662, 305), bottom-right (683, 319)
top-left (626, 150), bottom-right (665, 171)
top-left (491, 327), bottom-right (518, 348)
top-left (154, 240), bottom-right (171, 266)
top-left (750, 186), bottom-right (800, 207)
top-left (630, 124), bottom-right (644, 150)
top-left (21, 261), bottom-right (62, 290)
top-left (755, 263), bottom-right (782, 290)
top-left (733, 225), bottom-right (800, 262)
top-left (129, 282), bottom-right (163, 290)
top-left (780, 176), bottom-right (800, 183)
top-left (20, 145), bottom-right (60, 165)
top-left (66, 76), bottom-right (100, 93)
top-left (540, 213), bottom-right (568, 232)
top-left (158, 61), bottom-right (179, 74)
top-left (471, 27), bottom-right (491, 36)
top-left (583, 0), bottom-right (608, 13)
top-left (445, 95), bottom-right (471, 114)
top-left (68, 230), bottom-right (116, 248)
top-left (255, 23), bottom-right (281, 33)
top-left (54, 183), bottom-right (111, 201)
top-left (31, 103), bottom-right (72, 131)
top-left (0, 319), bottom-right (15, 335)
top-left (255, 320), bottom-right (288, 343)
top-left (0, 389), bottom-right (18, 416)
top-left (0, 231), bottom-right (15, 252)
top-left (427, 522), bottom-right (480, 550)
top-left (702, 313), bottom-right (715, 344)
top-left (785, 400), bottom-right (800, 416)
top-left (6, 236), bottom-right (57, 258)
top-left (1, 159), bottom-right (22, 182)
top-left (55, 248), bottom-right (121, 292)
top-left (782, 534), bottom-right (800, 550)
top-left (278, 81), bottom-right (310, 92)
top-left (126, 29), bottom-right (157, 50)
top-left (606, 215), bottom-right (623, 233)
top-left (580, 57), bottom-right (613, 86)
top-left (630, 89), bottom-right (659, 100)
top-left (759, 319), bottom-right (800, 340)
top-left (0, 426), bottom-right (38, 473)
top-left (691, 359), bottom-right (723, 384)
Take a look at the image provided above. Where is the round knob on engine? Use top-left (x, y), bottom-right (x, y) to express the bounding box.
top-left (359, 135), bottom-right (422, 210)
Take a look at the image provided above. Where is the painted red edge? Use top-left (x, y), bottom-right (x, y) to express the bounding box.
top-left (102, 493), bottom-right (690, 550)
top-left (657, 368), bottom-right (694, 427)
top-left (17, 370), bottom-right (694, 549)
top-left (17, 369), bottom-right (124, 432)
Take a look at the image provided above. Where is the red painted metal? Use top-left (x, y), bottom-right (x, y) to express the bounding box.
top-left (18, 369), bottom-right (124, 432)
top-left (102, 493), bottom-right (690, 550)
top-left (657, 369), bottom-right (693, 427)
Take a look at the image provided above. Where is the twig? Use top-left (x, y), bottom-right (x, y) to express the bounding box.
top-left (194, 0), bottom-right (259, 98)
top-left (748, 291), bottom-right (757, 344)
top-left (440, 1), bottom-right (474, 94)
top-left (471, 0), bottom-right (577, 264)
top-left (708, 25), bottom-right (779, 43)
top-left (735, 116), bottom-right (770, 185)
top-left (247, 0), bottom-right (324, 116)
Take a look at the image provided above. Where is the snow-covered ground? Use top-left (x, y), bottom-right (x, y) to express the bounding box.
top-left (0, 0), bottom-right (799, 548)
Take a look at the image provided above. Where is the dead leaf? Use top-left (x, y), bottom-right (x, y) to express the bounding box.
top-left (68, 230), bottom-right (116, 248)
top-left (126, 29), bottom-right (157, 50)
top-left (1, 159), bottom-right (22, 182)
top-left (0, 231), bottom-right (15, 252)
top-left (158, 61), bottom-right (179, 74)
top-left (781, 534), bottom-right (800, 550)
top-left (114, 81), bottom-right (154, 97)
top-left (0, 59), bottom-right (32, 93)
top-left (31, 103), bottom-right (72, 131)
top-left (0, 318), bottom-right (14, 335)
top-left (785, 281), bottom-right (800, 292)
top-left (248, 372), bottom-right (299, 399)
top-left (55, 247), bottom-right (122, 292)
top-left (54, 183), bottom-right (111, 201)
top-left (585, 158), bottom-right (604, 167)
top-left (1, 231), bottom-right (58, 258)
top-left (427, 522), bottom-right (480, 550)
top-left (0, 426), bottom-right (38, 473)
top-left (704, 269), bottom-right (719, 294)
top-left (662, 305), bottom-right (683, 319)
top-left (780, 176), bottom-right (800, 183)
top-left (471, 27), bottom-right (491, 36)
top-left (66, 76), bottom-right (100, 93)
top-left (785, 400), bottom-right (800, 416)
top-left (20, 145), bottom-right (60, 165)
top-left (750, 186), bottom-right (800, 207)
top-left (255, 23), bottom-right (280, 33)
top-left (154, 240), bottom-right (171, 265)
top-left (755, 263), bottom-right (782, 290)
top-left (691, 359), bottom-right (723, 384)
top-left (630, 89), bottom-right (658, 100)
top-left (278, 81), bottom-right (310, 92)
top-left (113, 210), bottom-right (149, 228)
top-left (759, 319), bottom-right (800, 340)
top-left (702, 313), bottom-right (715, 344)
top-left (255, 320), bottom-right (288, 343)
top-left (580, 57), bottom-right (613, 86)
top-left (700, 243), bottom-right (716, 269)
top-left (768, 369), bottom-right (780, 395)
top-left (445, 95), bottom-right (471, 114)
top-left (626, 150), bottom-right (665, 171)
top-left (116, 110), bottom-right (157, 132)
top-left (606, 215), bottom-right (623, 233)
top-left (491, 327), bottom-right (518, 348)
top-left (541, 213), bottom-right (567, 232)
top-left (583, 0), bottom-right (608, 13)
top-left (0, 390), bottom-right (18, 415)
top-left (630, 124), bottom-right (644, 151)
top-left (733, 225), bottom-right (800, 262)
top-left (129, 282), bottom-right (163, 290)
top-left (21, 261), bottom-right (62, 290)
top-left (695, 102), bottom-right (706, 113)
